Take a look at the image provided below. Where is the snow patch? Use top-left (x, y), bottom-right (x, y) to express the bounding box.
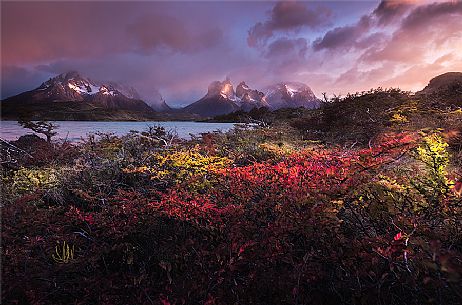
top-left (285, 85), bottom-right (300, 98)
top-left (87, 84), bottom-right (101, 94)
top-left (101, 86), bottom-right (117, 96)
top-left (68, 83), bottom-right (87, 94)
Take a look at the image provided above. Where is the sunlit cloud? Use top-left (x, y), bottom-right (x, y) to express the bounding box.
top-left (1, 1), bottom-right (461, 104)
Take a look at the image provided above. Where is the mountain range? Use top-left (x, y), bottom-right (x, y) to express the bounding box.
top-left (1, 71), bottom-right (321, 120)
top-left (184, 78), bottom-right (320, 117)
top-left (2, 71), bottom-right (461, 121)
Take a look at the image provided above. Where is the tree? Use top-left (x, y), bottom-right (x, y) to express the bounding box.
top-left (140, 125), bottom-right (177, 147)
top-left (18, 119), bottom-right (59, 143)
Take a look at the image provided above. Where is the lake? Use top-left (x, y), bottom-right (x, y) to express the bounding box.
top-left (0, 121), bottom-right (236, 142)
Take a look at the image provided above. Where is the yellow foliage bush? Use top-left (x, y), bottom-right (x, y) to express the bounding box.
top-left (123, 147), bottom-right (232, 188)
top-left (11, 167), bottom-right (59, 193)
top-left (390, 112), bottom-right (409, 124)
top-left (258, 142), bottom-right (294, 157)
top-left (412, 132), bottom-right (451, 204)
top-left (415, 133), bottom-right (449, 179)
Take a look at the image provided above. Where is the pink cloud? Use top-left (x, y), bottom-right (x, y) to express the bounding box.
top-left (247, 1), bottom-right (332, 48)
top-left (2, 0), bottom-right (461, 104)
top-left (1, 2), bottom-right (224, 66)
top-left (363, 1), bottom-right (462, 63)
top-left (1, 2), bottom-right (132, 65)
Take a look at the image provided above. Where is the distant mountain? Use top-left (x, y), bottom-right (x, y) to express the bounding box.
top-left (236, 81), bottom-right (269, 112)
top-left (1, 71), bottom-right (173, 120)
top-left (264, 82), bottom-right (320, 110)
top-left (183, 78), bottom-right (240, 117)
top-left (184, 78), bottom-right (320, 117)
top-left (2, 71), bottom-right (321, 120)
top-left (146, 89), bottom-right (172, 112)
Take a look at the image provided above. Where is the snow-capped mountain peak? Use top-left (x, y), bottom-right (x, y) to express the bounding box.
top-left (67, 81), bottom-right (101, 95)
top-left (43, 72), bottom-right (127, 97)
top-left (185, 78), bottom-right (320, 116)
top-left (40, 71), bottom-right (105, 97)
top-left (264, 82), bottom-right (320, 110)
top-left (285, 84), bottom-right (299, 98)
top-left (31, 71), bottom-right (171, 111)
top-left (9, 71), bottom-right (168, 113)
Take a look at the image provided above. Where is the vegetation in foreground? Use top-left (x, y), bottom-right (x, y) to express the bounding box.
top-left (1, 88), bottom-right (462, 305)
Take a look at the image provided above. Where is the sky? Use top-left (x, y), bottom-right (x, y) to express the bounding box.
top-left (1, 0), bottom-right (462, 107)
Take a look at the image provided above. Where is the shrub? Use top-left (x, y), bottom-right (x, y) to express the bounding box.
top-left (412, 132), bottom-right (451, 206)
top-left (2, 129), bottom-right (462, 305)
top-left (10, 167), bottom-right (60, 193)
top-left (123, 146), bottom-right (232, 191)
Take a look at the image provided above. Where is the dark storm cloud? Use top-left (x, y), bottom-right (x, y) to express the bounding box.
top-left (247, 1), bottom-right (331, 47)
top-left (312, 16), bottom-right (372, 51)
top-left (1, 65), bottom-right (50, 98)
top-left (265, 38), bottom-right (308, 58)
top-left (1, 2), bottom-right (132, 65)
top-left (373, 0), bottom-right (414, 26)
top-left (401, 0), bottom-right (462, 29)
top-left (1, 1), bottom-right (224, 66)
top-left (311, 0), bottom-right (414, 52)
top-left (127, 14), bottom-right (223, 54)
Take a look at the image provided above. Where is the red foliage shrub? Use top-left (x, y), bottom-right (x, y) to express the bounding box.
top-left (2, 132), bottom-right (461, 305)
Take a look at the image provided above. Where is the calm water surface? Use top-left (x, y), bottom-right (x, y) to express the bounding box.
top-left (0, 121), bottom-right (236, 142)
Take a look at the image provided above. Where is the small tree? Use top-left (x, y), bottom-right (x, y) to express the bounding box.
top-left (141, 125), bottom-right (177, 147)
top-left (18, 119), bottom-right (59, 143)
